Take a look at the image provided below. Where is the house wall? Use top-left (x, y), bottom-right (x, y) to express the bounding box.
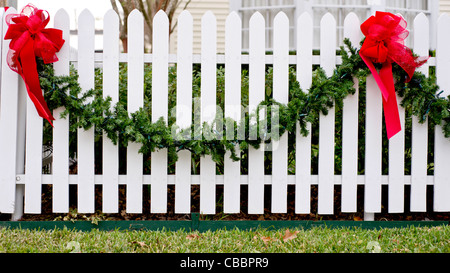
top-left (441, 0), bottom-right (450, 13)
top-left (169, 0), bottom-right (450, 54)
top-left (170, 0), bottom-right (229, 54)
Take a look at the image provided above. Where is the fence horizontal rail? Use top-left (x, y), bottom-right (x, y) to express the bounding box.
top-left (14, 174), bottom-right (436, 186)
top-left (73, 53), bottom-right (438, 66)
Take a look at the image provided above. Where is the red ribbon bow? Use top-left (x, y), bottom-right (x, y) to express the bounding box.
top-left (359, 11), bottom-right (427, 139)
top-left (4, 5), bottom-right (65, 125)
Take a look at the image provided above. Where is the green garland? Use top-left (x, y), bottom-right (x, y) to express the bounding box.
top-left (38, 39), bottom-right (450, 163)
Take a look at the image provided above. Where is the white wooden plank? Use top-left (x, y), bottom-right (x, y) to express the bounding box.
top-left (318, 13), bottom-right (336, 215)
top-left (0, 8), bottom-right (19, 213)
top-left (388, 95), bottom-right (405, 213)
top-left (52, 8), bottom-right (71, 213)
top-left (271, 12), bottom-right (289, 213)
top-left (434, 13), bottom-right (450, 212)
top-left (410, 12), bottom-right (429, 212)
top-left (77, 9), bottom-right (96, 213)
top-left (126, 9), bottom-right (144, 213)
top-left (341, 12), bottom-right (360, 213)
top-left (175, 10), bottom-right (193, 214)
top-left (223, 11), bottom-right (242, 214)
top-left (151, 10), bottom-right (169, 213)
top-left (24, 80), bottom-right (43, 213)
top-left (295, 12), bottom-right (313, 214)
top-left (102, 9), bottom-right (120, 213)
top-left (388, 13), bottom-right (407, 212)
top-left (365, 75), bottom-right (383, 213)
top-left (200, 11), bottom-right (217, 215)
top-left (247, 12), bottom-right (265, 214)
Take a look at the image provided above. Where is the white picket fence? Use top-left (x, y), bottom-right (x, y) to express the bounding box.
top-left (1, 7), bottom-right (450, 220)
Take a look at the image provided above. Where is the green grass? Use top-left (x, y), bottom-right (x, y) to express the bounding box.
top-left (0, 225), bottom-right (449, 253)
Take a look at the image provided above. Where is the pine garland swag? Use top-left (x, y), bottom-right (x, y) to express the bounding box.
top-left (37, 39), bottom-right (450, 163)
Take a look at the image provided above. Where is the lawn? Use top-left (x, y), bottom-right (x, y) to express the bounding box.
top-left (0, 225), bottom-right (449, 253)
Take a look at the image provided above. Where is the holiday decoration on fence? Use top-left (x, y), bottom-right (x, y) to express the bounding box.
top-left (359, 11), bottom-right (428, 139)
top-left (4, 4), bottom-right (65, 125)
top-left (3, 6), bottom-right (450, 163)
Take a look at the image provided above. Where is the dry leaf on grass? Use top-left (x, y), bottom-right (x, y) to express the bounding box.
top-left (282, 229), bottom-right (299, 242)
top-left (132, 241), bottom-right (148, 247)
top-left (186, 234), bottom-right (201, 240)
top-left (261, 236), bottom-right (274, 244)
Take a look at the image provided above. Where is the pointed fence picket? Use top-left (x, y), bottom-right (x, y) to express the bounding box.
top-left (200, 11), bottom-right (218, 215)
top-left (295, 12), bottom-right (313, 214)
top-left (102, 9), bottom-right (120, 214)
top-left (271, 12), bottom-right (289, 213)
top-left (52, 8), bottom-right (71, 213)
top-left (126, 9), bottom-right (144, 214)
top-left (223, 11), bottom-right (242, 214)
top-left (247, 12), bottom-right (266, 215)
top-left (151, 10), bottom-right (169, 214)
top-left (318, 13), bottom-right (336, 215)
top-left (411, 12), bottom-right (429, 212)
top-left (341, 12), bottom-right (360, 213)
top-left (1, 9), bottom-right (449, 220)
top-left (77, 9), bottom-right (96, 214)
top-left (175, 10), bottom-right (193, 214)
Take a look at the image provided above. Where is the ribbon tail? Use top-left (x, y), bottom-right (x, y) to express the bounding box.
top-left (360, 52), bottom-right (389, 101)
top-left (19, 39), bottom-right (54, 126)
top-left (379, 62), bottom-right (401, 139)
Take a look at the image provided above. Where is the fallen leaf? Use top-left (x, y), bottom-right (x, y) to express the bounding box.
top-left (283, 229), bottom-right (299, 242)
top-left (132, 241), bottom-right (148, 247)
top-left (354, 216), bottom-right (363, 221)
top-left (186, 234), bottom-right (200, 240)
top-left (261, 236), bottom-right (273, 244)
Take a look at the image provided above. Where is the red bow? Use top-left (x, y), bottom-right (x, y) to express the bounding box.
top-left (359, 11), bottom-right (427, 139)
top-left (4, 5), bottom-right (65, 125)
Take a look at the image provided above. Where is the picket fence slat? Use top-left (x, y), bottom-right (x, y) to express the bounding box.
top-left (410, 12), bottom-right (429, 212)
top-left (295, 12), bottom-right (313, 214)
top-left (52, 8), bottom-right (71, 213)
top-left (2, 10), bottom-right (450, 219)
top-left (341, 12), bottom-right (360, 213)
top-left (126, 9), bottom-right (144, 214)
top-left (0, 8), bottom-right (19, 214)
top-left (247, 12), bottom-right (265, 215)
top-left (365, 75), bottom-right (383, 213)
top-left (435, 13), bottom-right (450, 211)
top-left (223, 11), bottom-right (242, 214)
top-left (77, 9), bottom-right (96, 214)
top-left (102, 9), bottom-right (120, 213)
top-left (175, 10), bottom-right (193, 214)
top-left (200, 11), bottom-right (217, 215)
top-left (151, 10), bottom-right (169, 214)
top-left (271, 12), bottom-right (289, 213)
top-left (318, 13), bottom-right (336, 215)
top-left (24, 73), bottom-right (43, 213)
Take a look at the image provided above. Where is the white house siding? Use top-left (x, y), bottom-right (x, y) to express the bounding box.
top-left (441, 0), bottom-right (450, 13)
top-left (170, 0), bottom-right (229, 54)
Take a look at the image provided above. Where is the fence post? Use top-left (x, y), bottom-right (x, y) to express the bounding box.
top-left (11, 79), bottom-right (26, 220)
top-left (0, 8), bottom-right (23, 219)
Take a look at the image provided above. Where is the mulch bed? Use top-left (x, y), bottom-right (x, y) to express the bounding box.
top-left (2, 184), bottom-right (449, 222)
